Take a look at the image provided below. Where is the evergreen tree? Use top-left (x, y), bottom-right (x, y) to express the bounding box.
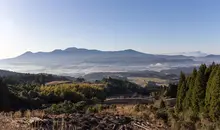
top-left (183, 68), bottom-right (197, 110)
top-left (209, 68), bottom-right (220, 121)
top-left (205, 65), bottom-right (218, 113)
top-left (192, 64), bottom-right (207, 113)
top-left (165, 84), bottom-right (178, 98)
top-left (176, 72), bottom-right (187, 112)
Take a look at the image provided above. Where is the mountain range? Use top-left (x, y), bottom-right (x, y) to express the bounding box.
top-left (4, 47), bottom-right (194, 64)
top-left (0, 47), bottom-right (220, 76)
top-left (166, 51), bottom-right (208, 57)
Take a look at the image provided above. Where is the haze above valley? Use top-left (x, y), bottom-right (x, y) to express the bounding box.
top-left (0, 47), bottom-right (219, 77)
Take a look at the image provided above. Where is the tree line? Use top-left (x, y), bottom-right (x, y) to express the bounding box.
top-left (0, 75), bottom-right (151, 111)
top-left (176, 62), bottom-right (220, 121)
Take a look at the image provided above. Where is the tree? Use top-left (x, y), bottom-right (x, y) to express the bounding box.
top-left (165, 84), bottom-right (178, 98)
top-left (209, 69), bottom-right (220, 121)
top-left (205, 65), bottom-right (219, 113)
top-left (176, 72), bottom-right (187, 112)
top-left (183, 68), bottom-right (197, 110)
top-left (39, 74), bottom-right (46, 85)
top-left (76, 77), bottom-right (85, 83)
top-left (192, 64), bottom-right (207, 113)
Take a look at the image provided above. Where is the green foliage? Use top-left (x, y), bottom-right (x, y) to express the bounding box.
top-left (205, 65), bottom-right (219, 113)
top-left (2, 73), bottom-right (68, 85)
top-left (183, 68), bottom-right (197, 110)
top-left (176, 72), bottom-right (187, 112)
top-left (40, 83), bottom-right (106, 103)
top-left (209, 69), bottom-right (220, 121)
top-left (104, 78), bottom-right (148, 96)
top-left (192, 64), bottom-right (207, 113)
top-left (176, 63), bottom-right (220, 122)
top-left (165, 84), bottom-right (178, 98)
top-left (0, 75), bottom-right (147, 112)
top-left (47, 101), bottom-right (89, 114)
top-left (86, 104), bottom-right (109, 114)
top-left (49, 101), bottom-right (76, 114)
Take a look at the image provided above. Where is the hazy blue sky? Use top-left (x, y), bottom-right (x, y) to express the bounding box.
top-left (0, 0), bottom-right (220, 59)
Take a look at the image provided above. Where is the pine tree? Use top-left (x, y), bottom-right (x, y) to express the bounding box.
top-left (205, 65), bottom-right (218, 113)
top-left (183, 68), bottom-right (197, 110)
top-left (192, 64), bottom-right (207, 113)
top-left (209, 68), bottom-right (220, 121)
top-left (205, 62), bottom-right (215, 80)
top-left (176, 72), bottom-right (187, 112)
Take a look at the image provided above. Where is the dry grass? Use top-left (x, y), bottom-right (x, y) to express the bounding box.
top-left (0, 106), bottom-right (169, 130)
top-left (128, 77), bottom-right (168, 87)
top-left (13, 111), bottom-right (23, 118)
top-left (23, 110), bottom-right (46, 119)
top-left (102, 104), bottom-right (158, 121)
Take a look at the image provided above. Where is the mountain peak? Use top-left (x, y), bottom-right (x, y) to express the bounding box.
top-left (22, 51), bottom-right (33, 55)
top-left (64, 47), bottom-right (78, 51)
top-left (124, 49), bottom-right (136, 52)
top-left (52, 49), bottom-right (62, 53)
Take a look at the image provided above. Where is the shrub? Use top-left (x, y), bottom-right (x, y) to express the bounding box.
top-left (75, 101), bottom-right (87, 111)
top-left (86, 106), bottom-right (98, 113)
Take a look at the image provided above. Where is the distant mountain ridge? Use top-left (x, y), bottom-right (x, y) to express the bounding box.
top-left (0, 47), bottom-right (219, 76)
top-left (166, 51), bottom-right (208, 57)
top-left (3, 47), bottom-right (194, 65)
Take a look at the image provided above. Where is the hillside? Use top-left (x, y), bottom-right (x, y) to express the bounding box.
top-left (83, 70), bottom-right (178, 81)
top-left (0, 69), bottom-right (20, 77)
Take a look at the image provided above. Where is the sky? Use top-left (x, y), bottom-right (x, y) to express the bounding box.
top-left (0, 0), bottom-right (220, 59)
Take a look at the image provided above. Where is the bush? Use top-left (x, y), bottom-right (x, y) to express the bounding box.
top-left (86, 106), bottom-right (98, 113)
top-left (75, 101), bottom-right (87, 111)
top-left (86, 104), bottom-right (109, 114)
top-left (47, 101), bottom-right (76, 114)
